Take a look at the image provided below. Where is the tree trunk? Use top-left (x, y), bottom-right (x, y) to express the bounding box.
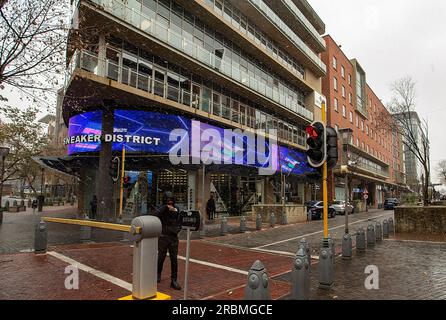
top-left (423, 165), bottom-right (430, 206)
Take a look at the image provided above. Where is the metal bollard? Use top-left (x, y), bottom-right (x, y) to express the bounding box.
top-left (34, 220), bottom-right (47, 254)
top-left (80, 225), bottom-right (92, 242)
top-left (383, 219), bottom-right (389, 238)
top-left (318, 241), bottom-right (333, 290)
top-left (388, 218), bottom-right (394, 235)
top-left (367, 224), bottom-right (376, 246)
top-left (291, 248), bottom-right (310, 300)
top-left (281, 212), bottom-right (288, 225)
top-left (220, 217), bottom-right (228, 236)
top-left (270, 212), bottom-right (276, 228)
top-left (244, 260), bottom-right (271, 300)
top-left (328, 234), bottom-right (335, 263)
top-left (342, 233), bottom-right (352, 259)
top-left (356, 228), bottom-right (366, 252)
top-left (129, 215), bottom-right (162, 300)
top-left (240, 216), bottom-right (247, 233)
top-left (298, 238), bottom-right (311, 273)
top-left (375, 222), bottom-right (383, 242)
top-left (256, 214), bottom-right (262, 230)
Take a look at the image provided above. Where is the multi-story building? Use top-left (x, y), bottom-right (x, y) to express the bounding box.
top-left (41, 0), bottom-right (328, 220)
top-left (394, 111), bottom-right (429, 195)
top-left (322, 35), bottom-right (406, 210)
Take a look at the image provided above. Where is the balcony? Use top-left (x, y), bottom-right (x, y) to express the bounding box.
top-left (80, 0), bottom-right (313, 122)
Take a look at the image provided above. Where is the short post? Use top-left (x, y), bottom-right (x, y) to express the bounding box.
top-left (128, 215), bottom-right (162, 300)
top-left (220, 216), bottom-right (228, 236)
top-left (244, 260), bottom-right (271, 300)
top-left (356, 227), bottom-right (366, 252)
top-left (342, 233), bottom-right (352, 259)
top-left (269, 212), bottom-right (276, 228)
top-left (34, 220), bottom-right (47, 254)
top-left (388, 218), bottom-right (394, 236)
top-left (366, 224), bottom-right (376, 246)
top-left (375, 222), bottom-right (383, 242)
top-left (382, 219), bottom-right (389, 238)
top-left (318, 242), bottom-right (333, 290)
top-left (291, 248), bottom-right (310, 300)
top-left (240, 216), bottom-right (247, 233)
top-left (256, 214), bottom-right (262, 230)
top-left (298, 238), bottom-right (311, 273)
top-left (328, 234), bottom-right (335, 263)
top-left (281, 211), bottom-right (288, 225)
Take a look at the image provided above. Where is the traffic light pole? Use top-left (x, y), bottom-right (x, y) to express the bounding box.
top-left (322, 102), bottom-right (329, 242)
top-left (118, 146), bottom-right (126, 222)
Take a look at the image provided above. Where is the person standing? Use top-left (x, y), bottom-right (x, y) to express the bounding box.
top-left (154, 191), bottom-right (182, 290)
top-left (206, 194), bottom-right (216, 220)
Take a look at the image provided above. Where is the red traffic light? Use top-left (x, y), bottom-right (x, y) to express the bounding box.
top-left (306, 126), bottom-right (319, 139)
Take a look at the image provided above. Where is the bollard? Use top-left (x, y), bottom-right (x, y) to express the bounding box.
top-left (128, 215), bottom-right (162, 300)
top-left (34, 220), bottom-right (47, 254)
top-left (80, 225), bottom-right (92, 242)
top-left (244, 260), bottom-right (271, 300)
top-left (388, 218), bottom-right (394, 236)
top-left (356, 228), bottom-right (366, 252)
top-left (328, 234), bottom-right (335, 263)
top-left (28, 198), bottom-right (32, 208)
top-left (318, 241), bottom-right (333, 290)
top-left (281, 212), bottom-right (288, 225)
top-left (240, 216), bottom-right (247, 233)
top-left (342, 233), bottom-right (352, 259)
top-left (291, 248), bottom-right (310, 300)
top-left (269, 212), bottom-right (276, 228)
top-left (375, 222), bottom-right (382, 242)
top-left (256, 214), bottom-right (262, 230)
top-left (367, 224), bottom-right (376, 246)
top-left (383, 219), bottom-right (389, 238)
top-left (298, 238), bottom-right (311, 273)
top-left (220, 217), bottom-right (228, 236)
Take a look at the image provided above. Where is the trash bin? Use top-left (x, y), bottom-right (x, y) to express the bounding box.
top-left (37, 195), bottom-right (45, 212)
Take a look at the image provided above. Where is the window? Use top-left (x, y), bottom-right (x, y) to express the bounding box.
top-left (333, 56), bottom-right (337, 69)
top-left (334, 97), bottom-right (338, 112)
top-left (362, 142), bottom-right (365, 150)
top-left (356, 115), bottom-right (359, 127)
top-left (349, 93), bottom-right (352, 104)
top-left (342, 105), bottom-right (346, 118)
top-left (341, 66), bottom-right (345, 78)
top-left (335, 124), bottom-right (339, 132)
top-left (361, 120), bottom-right (364, 132)
top-left (356, 138), bottom-right (359, 147)
top-left (366, 125), bottom-right (369, 135)
top-left (333, 77), bottom-right (338, 91)
top-left (342, 85), bottom-right (346, 98)
top-left (349, 111), bottom-right (353, 123)
top-left (348, 74), bottom-right (352, 85)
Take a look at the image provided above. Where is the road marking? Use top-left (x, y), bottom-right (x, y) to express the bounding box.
top-left (47, 251), bottom-right (132, 292)
top-left (384, 238), bottom-right (446, 245)
top-left (172, 253), bottom-right (249, 275)
top-left (255, 212), bottom-right (392, 249)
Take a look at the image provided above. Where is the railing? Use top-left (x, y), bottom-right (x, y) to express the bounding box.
top-left (247, 0), bottom-right (326, 73)
top-left (281, 0), bottom-right (325, 48)
top-left (87, 0), bottom-right (313, 121)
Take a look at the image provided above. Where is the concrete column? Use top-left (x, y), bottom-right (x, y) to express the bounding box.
top-left (77, 168), bottom-right (86, 218)
top-left (196, 167), bottom-right (211, 222)
top-left (96, 107), bottom-right (114, 222)
top-left (98, 35), bottom-right (107, 77)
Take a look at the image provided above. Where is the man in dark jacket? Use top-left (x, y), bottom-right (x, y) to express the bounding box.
top-left (206, 194), bottom-right (216, 220)
top-left (154, 192), bottom-right (182, 290)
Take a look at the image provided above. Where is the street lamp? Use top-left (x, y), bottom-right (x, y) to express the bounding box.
top-left (339, 128), bottom-right (353, 259)
top-left (0, 146), bottom-right (10, 225)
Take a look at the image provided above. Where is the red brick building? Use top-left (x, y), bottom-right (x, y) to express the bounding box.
top-left (321, 35), bottom-right (406, 210)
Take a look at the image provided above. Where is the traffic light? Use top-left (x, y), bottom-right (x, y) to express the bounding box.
top-left (326, 126), bottom-right (338, 170)
top-left (306, 121), bottom-right (326, 168)
top-left (123, 176), bottom-right (130, 189)
top-left (109, 157), bottom-right (120, 182)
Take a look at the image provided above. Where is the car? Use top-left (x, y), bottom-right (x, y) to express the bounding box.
top-left (331, 200), bottom-right (355, 215)
top-left (384, 198), bottom-right (399, 210)
top-left (307, 201), bottom-right (336, 220)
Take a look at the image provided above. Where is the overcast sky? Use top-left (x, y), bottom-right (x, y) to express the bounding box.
top-left (310, 0), bottom-right (446, 184)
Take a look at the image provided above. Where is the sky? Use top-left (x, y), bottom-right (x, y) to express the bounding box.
top-left (309, 0), bottom-right (446, 184)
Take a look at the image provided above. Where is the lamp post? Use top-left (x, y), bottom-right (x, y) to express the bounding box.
top-left (339, 129), bottom-right (353, 259)
top-left (0, 146), bottom-right (10, 208)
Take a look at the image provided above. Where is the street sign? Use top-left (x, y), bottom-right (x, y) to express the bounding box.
top-left (179, 210), bottom-right (201, 231)
top-left (364, 194), bottom-right (369, 200)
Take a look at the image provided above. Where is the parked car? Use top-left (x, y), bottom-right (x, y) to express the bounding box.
top-left (307, 201), bottom-right (336, 220)
top-left (331, 200), bottom-right (355, 215)
top-left (384, 198), bottom-right (399, 210)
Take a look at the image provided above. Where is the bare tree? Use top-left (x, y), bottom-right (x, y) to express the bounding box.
top-left (437, 160), bottom-right (446, 184)
top-left (378, 77), bottom-right (431, 205)
top-left (0, 0), bottom-right (69, 105)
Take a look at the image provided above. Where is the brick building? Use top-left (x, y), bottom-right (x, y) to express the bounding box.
top-left (322, 35), bottom-right (407, 210)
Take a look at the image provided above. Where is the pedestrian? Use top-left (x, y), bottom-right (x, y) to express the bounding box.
top-left (90, 195), bottom-right (97, 219)
top-left (154, 191), bottom-right (182, 290)
top-left (206, 194), bottom-right (216, 220)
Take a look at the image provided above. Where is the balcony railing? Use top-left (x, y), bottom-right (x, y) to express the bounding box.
top-left (281, 0), bottom-right (325, 49)
top-left (64, 50), bottom-right (307, 148)
top-left (85, 0), bottom-right (313, 121)
top-left (247, 0), bottom-right (326, 73)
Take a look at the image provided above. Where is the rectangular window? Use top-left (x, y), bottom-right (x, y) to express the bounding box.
top-left (356, 115), bottom-right (359, 127)
top-left (334, 98), bottom-right (338, 112)
top-left (333, 56), bottom-right (337, 69)
top-left (342, 105), bottom-right (346, 118)
top-left (333, 77), bottom-right (338, 91)
top-left (349, 93), bottom-right (352, 104)
top-left (342, 85), bottom-right (346, 98)
top-left (341, 66), bottom-right (345, 78)
top-left (348, 74), bottom-right (352, 85)
top-left (349, 111), bottom-right (353, 123)
top-left (335, 124), bottom-right (339, 132)
top-left (361, 120), bottom-right (364, 132)
top-left (366, 125), bottom-right (369, 135)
